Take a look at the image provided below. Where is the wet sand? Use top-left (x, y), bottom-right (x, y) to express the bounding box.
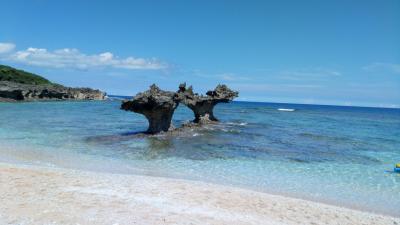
top-left (0, 162), bottom-right (399, 225)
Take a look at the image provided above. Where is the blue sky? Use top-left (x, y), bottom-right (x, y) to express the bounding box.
top-left (0, 0), bottom-right (399, 107)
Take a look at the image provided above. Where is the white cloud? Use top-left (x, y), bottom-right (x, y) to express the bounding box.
top-left (188, 70), bottom-right (253, 82)
top-left (2, 45), bottom-right (167, 70)
top-left (362, 62), bottom-right (400, 74)
top-left (279, 68), bottom-right (342, 80)
top-left (231, 83), bottom-right (323, 92)
top-left (219, 73), bottom-right (237, 81)
top-left (217, 73), bottom-right (252, 81)
top-left (0, 42), bottom-right (16, 54)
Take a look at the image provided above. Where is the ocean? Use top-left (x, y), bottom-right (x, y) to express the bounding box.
top-left (0, 100), bottom-right (399, 216)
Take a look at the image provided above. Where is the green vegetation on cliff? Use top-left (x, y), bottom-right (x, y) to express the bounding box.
top-left (0, 65), bottom-right (52, 85)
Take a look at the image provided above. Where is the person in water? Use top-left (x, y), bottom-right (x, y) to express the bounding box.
top-left (395, 163), bottom-right (400, 173)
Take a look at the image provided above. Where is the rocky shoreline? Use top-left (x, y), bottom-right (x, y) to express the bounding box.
top-left (0, 81), bottom-right (106, 102)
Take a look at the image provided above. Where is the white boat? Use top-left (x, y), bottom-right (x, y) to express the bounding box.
top-left (278, 108), bottom-right (295, 112)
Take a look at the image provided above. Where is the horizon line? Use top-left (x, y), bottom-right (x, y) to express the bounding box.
top-left (107, 94), bottom-right (400, 110)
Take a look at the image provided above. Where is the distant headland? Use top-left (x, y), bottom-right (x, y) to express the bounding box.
top-left (0, 65), bottom-right (106, 102)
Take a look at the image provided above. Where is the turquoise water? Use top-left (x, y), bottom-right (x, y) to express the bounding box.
top-left (0, 100), bottom-right (399, 216)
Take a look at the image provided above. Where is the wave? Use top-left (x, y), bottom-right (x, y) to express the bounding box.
top-left (226, 122), bottom-right (248, 126)
top-left (278, 108), bottom-right (296, 112)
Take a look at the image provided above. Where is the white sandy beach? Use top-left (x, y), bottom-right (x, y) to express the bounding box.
top-left (0, 162), bottom-right (399, 225)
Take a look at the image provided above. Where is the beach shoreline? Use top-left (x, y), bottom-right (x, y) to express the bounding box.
top-left (1, 162), bottom-right (398, 225)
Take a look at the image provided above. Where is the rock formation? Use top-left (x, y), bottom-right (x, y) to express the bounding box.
top-left (121, 84), bottom-right (180, 134)
top-left (177, 83), bottom-right (238, 123)
top-left (0, 81), bottom-right (106, 102)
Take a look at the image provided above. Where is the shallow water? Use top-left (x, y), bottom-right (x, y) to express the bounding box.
top-left (0, 100), bottom-right (399, 216)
